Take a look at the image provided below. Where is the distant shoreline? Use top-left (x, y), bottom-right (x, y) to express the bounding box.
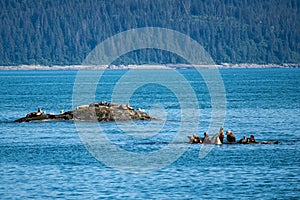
top-left (0, 63), bottom-right (299, 70)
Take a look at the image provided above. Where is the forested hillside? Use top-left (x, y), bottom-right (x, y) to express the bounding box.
top-left (0, 0), bottom-right (299, 65)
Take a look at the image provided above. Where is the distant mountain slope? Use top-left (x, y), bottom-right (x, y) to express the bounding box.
top-left (0, 0), bottom-right (299, 65)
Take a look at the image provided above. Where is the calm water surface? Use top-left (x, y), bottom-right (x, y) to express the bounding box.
top-left (0, 68), bottom-right (299, 199)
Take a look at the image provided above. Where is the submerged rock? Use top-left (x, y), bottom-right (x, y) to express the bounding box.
top-left (14, 102), bottom-right (155, 123)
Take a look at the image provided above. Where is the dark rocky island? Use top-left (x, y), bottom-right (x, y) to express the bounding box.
top-left (14, 101), bottom-right (155, 123)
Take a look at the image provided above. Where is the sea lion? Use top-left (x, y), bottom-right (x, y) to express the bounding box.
top-left (248, 135), bottom-right (256, 143)
top-left (127, 102), bottom-right (134, 110)
top-left (108, 102), bottom-right (118, 107)
top-left (211, 133), bottom-right (222, 144)
top-left (76, 105), bottom-right (89, 110)
top-left (226, 130), bottom-right (236, 143)
top-left (119, 104), bottom-right (128, 110)
top-left (219, 127), bottom-right (224, 143)
top-left (238, 135), bottom-right (248, 144)
top-left (99, 101), bottom-right (107, 106)
top-left (188, 135), bottom-right (194, 143)
top-left (193, 134), bottom-right (201, 143)
top-left (187, 134), bottom-right (201, 144)
top-left (36, 107), bottom-right (43, 116)
top-left (89, 102), bottom-right (100, 107)
top-left (203, 132), bottom-right (211, 144)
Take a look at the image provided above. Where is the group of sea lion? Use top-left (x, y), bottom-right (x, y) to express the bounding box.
top-left (188, 127), bottom-right (278, 144)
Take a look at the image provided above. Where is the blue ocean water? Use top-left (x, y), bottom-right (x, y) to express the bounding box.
top-left (0, 68), bottom-right (299, 199)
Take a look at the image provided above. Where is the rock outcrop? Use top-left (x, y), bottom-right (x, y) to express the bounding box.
top-left (14, 102), bottom-right (155, 123)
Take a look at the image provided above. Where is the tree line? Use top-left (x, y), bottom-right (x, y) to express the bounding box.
top-left (0, 0), bottom-right (299, 66)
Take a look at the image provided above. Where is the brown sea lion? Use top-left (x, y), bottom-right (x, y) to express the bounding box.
top-left (187, 134), bottom-right (202, 144)
top-left (203, 132), bottom-right (211, 144)
top-left (219, 127), bottom-right (225, 143)
top-left (239, 135), bottom-right (248, 144)
top-left (226, 130), bottom-right (236, 143)
top-left (248, 135), bottom-right (256, 143)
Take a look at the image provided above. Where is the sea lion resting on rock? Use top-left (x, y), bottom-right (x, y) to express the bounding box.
top-left (76, 105), bottom-right (89, 110)
top-left (238, 134), bottom-right (256, 144)
top-left (203, 132), bottom-right (211, 144)
top-left (26, 107), bottom-right (43, 118)
top-left (226, 130), bottom-right (236, 143)
top-left (219, 127), bottom-right (225, 143)
top-left (238, 135), bottom-right (248, 144)
top-left (211, 133), bottom-right (222, 144)
top-left (248, 135), bottom-right (256, 143)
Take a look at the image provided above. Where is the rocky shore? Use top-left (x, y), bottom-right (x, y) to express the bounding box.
top-left (14, 101), bottom-right (155, 123)
top-left (1, 63), bottom-right (299, 70)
